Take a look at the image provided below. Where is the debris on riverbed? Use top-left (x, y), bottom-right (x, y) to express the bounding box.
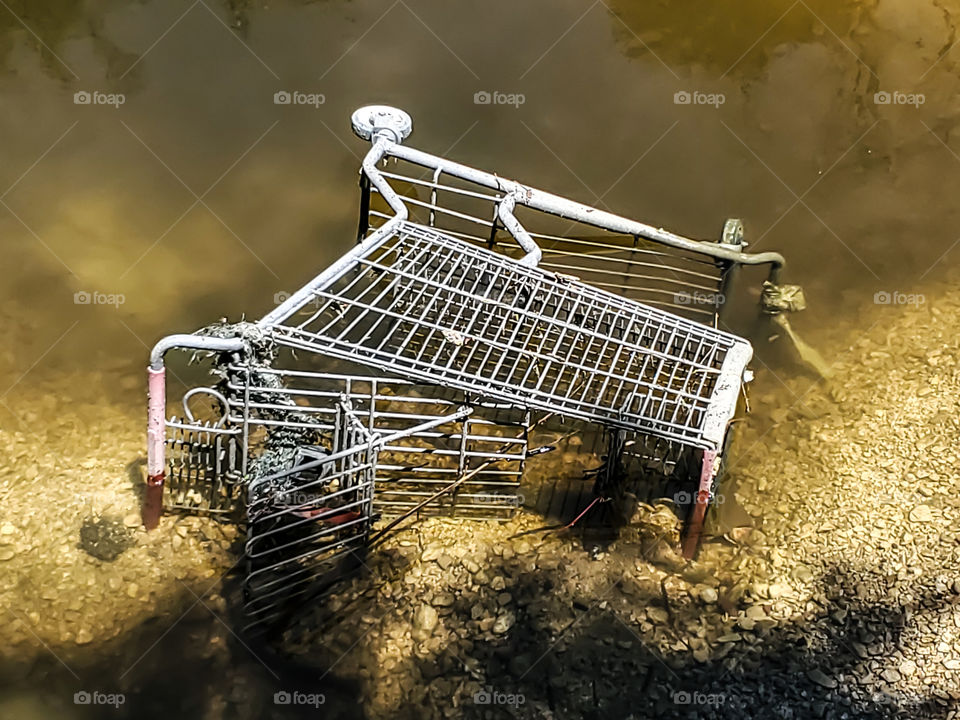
top-left (78, 516), bottom-right (134, 561)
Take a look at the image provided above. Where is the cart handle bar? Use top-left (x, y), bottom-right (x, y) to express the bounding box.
top-left (350, 105), bottom-right (785, 275)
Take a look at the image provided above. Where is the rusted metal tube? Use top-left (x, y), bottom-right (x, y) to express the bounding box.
top-left (681, 449), bottom-right (719, 559)
top-left (142, 367), bottom-right (166, 530)
top-left (143, 335), bottom-right (246, 529)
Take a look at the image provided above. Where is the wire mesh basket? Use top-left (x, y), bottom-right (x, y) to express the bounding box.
top-left (267, 221), bottom-right (751, 452)
top-left (221, 364), bottom-right (529, 520)
top-left (243, 399), bottom-right (379, 630)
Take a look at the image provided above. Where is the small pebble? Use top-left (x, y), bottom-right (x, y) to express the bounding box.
top-left (699, 587), bottom-right (719, 603)
top-left (807, 668), bottom-right (837, 689)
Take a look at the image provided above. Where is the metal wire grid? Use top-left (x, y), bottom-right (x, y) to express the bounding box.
top-left (606, 431), bottom-right (703, 512)
top-left (361, 165), bottom-right (729, 322)
top-left (268, 222), bottom-right (749, 450)
top-left (222, 364), bottom-right (527, 519)
top-left (163, 419), bottom-right (242, 514)
top-left (503, 230), bottom-right (725, 320)
top-left (243, 401), bottom-right (378, 632)
top-left (374, 408), bottom-right (527, 520)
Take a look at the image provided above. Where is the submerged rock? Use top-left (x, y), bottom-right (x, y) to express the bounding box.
top-left (806, 668), bottom-right (837, 689)
top-left (413, 604), bottom-right (439, 639)
top-left (78, 516), bottom-right (134, 562)
top-left (908, 505), bottom-right (934, 523)
top-left (492, 612), bottom-right (515, 634)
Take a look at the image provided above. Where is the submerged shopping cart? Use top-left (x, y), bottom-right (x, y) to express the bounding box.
top-left (143, 106), bottom-right (798, 633)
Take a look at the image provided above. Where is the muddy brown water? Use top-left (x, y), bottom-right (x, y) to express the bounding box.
top-left (2, 0), bottom-right (959, 717)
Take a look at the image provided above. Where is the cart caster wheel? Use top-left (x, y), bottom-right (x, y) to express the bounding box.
top-left (351, 105), bottom-right (413, 144)
top-left (720, 218), bottom-right (745, 247)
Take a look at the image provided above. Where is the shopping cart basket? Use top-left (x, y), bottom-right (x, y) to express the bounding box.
top-left (143, 106), bottom-right (797, 631)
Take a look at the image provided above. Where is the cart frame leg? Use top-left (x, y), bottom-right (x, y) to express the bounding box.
top-left (143, 366), bottom-right (166, 530)
top-left (681, 449), bottom-right (719, 559)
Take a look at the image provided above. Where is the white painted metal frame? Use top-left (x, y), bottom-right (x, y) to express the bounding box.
top-left (263, 221), bottom-right (750, 451)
